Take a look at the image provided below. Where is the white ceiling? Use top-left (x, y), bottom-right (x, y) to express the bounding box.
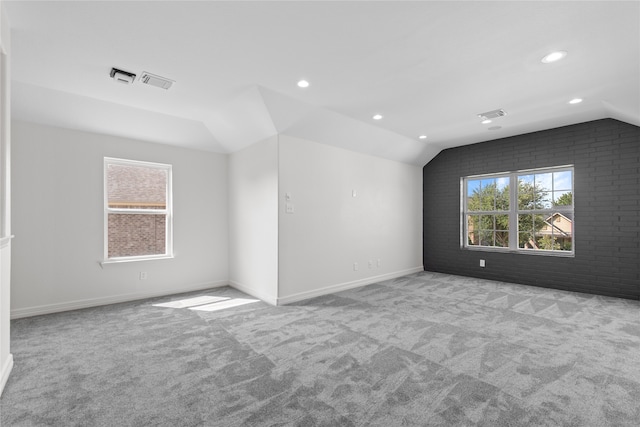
top-left (5, 0), bottom-right (640, 166)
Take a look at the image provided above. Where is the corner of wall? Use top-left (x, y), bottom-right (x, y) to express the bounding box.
top-left (228, 136), bottom-right (279, 303)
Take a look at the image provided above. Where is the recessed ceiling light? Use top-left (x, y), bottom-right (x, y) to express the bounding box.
top-left (541, 51), bottom-right (567, 63)
top-left (481, 119), bottom-right (492, 124)
top-left (297, 80), bottom-right (310, 88)
top-left (569, 98), bottom-right (583, 104)
top-left (418, 135), bottom-right (427, 140)
top-left (372, 114), bottom-right (383, 120)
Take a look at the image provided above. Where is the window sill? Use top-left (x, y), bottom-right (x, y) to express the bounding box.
top-left (100, 254), bottom-right (174, 267)
top-left (463, 246), bottom-right (575, 258)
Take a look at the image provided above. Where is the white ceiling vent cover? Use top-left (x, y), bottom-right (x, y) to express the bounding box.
top-left (140, 72), bottom-right (174, 90)
top-left (110, 68), bottom-right (136, 84)
top-left (478, 109), bottom-right (506, 120)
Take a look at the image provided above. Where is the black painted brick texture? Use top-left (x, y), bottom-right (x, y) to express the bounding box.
top-left (423, 119), bottom-right (640, 300)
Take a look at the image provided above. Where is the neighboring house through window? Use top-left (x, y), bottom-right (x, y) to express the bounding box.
top-left (462, 166), bottom-right (574, 255)
top-left (104, 157), bottom-right (173, 262)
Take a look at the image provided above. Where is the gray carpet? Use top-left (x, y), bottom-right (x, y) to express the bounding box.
top-left (1, 271), bottom-right (639, 426)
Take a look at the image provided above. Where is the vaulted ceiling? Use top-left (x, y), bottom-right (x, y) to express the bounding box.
top-left (5, 1), bottom-right (639, 165)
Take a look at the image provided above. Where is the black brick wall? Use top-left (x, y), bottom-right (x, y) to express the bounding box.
top-left (423, 119), bottom-right (640, 300)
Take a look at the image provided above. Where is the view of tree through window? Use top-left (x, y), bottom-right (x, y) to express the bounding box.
top-left (464, 167), bottom-right (573, 254)
top-left (105, 158), bottom-right (172, 259)
top-left (466, 177), bottom-right (509, 247)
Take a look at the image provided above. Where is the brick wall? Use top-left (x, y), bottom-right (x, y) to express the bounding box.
top-left (107, 163), bottom-right (166, 206)
top-left (108, 214), bottom-right (166, 258)
top-left (423, 118), bottom-right (640, 300)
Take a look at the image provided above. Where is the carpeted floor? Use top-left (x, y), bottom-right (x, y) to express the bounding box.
top-left (1, 271), bottom-right (639, 426)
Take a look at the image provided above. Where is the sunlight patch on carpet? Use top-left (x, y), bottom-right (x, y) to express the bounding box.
top-left (152, 294), bottom-right (260, 312)
top-left (153, 295), bottom-right (230, 309)
top-left (190, 298), bottom-right (259, 312)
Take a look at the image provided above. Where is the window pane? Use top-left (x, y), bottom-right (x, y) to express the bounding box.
top-left (479, 230), bottom-right (493, 246)
top-left (557, 236), bottom-right (572, 251)
top-left (518, 214), bottom-right (533, 248)
top-left (108, 213), bottom-right (166, 258)
top-left (467, 214), bottom-right (479, 230)
top-left (530, 214), bottom-right (547, 249)
top-left (563, 216), bottom-right (573, 235)
top-left (495, 178), bottom-right (509, 210)
top-left (479, 214), bottom-right (494, 231)
top-left (552, 214), bottom-right (572, 251)
top-left (535, 233), bottom-right (571, 251)
top-left (495, 214), bottom-right (508, 230)
top-left (495, 231), bottom-right (509, 247)
top-left (107, 163), bottom-right (167, 209)
top-left (553, 170), bottom-right (572, 191)
top-left (533, 213), bottom-right (546, 230)
top-left (467, 215), bottom-right (479, 246)
top-left (468, 233), bottom-right (479, 246)
top-left (467, 180), bottom-right (482, 211)
top-left (482, 179), bottom-right (496, 209)
top-left (467, 180), bottom-right (481, 198)
top-left (534, 173), bottom-right (552, 209)
top-left (517, 175), bottom-right (535, 210)
top-left (535, 173), bottom-right (552, 191)
top-left (519, 174), bottom-right (534, 185)
top-left (553, 191), bottom-right (572, 206)
top-left (535, 234), bottom-right (557, 250)
top-left (468, 179), bottom-right (498, 211)
top-left (535, 190), bottom-right (552, 208)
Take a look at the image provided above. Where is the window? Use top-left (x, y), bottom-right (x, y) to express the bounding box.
top-left (104, 158), bottom-right (172, 262)
top-left (462, 166), bottom-right (573, 255)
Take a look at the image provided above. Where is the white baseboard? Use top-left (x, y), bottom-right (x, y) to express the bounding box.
top-left (228, 281), bottom-right (278, 306)
top-left (276, 266), bottom-right (424, 305)
top-left (10, 268), bottom-right (425, 318)
top-left (0, 353), bottom-right (13, 397)
top-left (10, 280), bottom-right (229, 319)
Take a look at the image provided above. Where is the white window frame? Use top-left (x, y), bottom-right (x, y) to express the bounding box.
top-left (103, 157), bottom-right (173, 264)
top-left (461, 165), bottom-right (574, 257)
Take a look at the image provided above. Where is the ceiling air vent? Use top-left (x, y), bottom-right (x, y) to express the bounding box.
top-left (140, 72), bottom-right (174, 90)
top-left (477, 109), bottom-right (506, 120)
top-left (110, 68), bottom-right (136, 85)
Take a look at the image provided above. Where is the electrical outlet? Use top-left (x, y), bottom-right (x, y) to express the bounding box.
top-left (353, 262), bottom-right (358, 271)
top-left (479, 260), bottom-right (485, 268)
top-left (139, 272), bottom-right (148, 280)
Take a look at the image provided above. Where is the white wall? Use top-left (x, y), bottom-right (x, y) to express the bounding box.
top-left (228, 136), bottom-right (278, 304)
top-left (10, 121), bottom-right (229, 317)
top-left (277, 135), bottom-right (423, 304)
top-left (9, 123), bottom-right (422, 318)
top-left (0, 0), bottom-right (12, 396)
